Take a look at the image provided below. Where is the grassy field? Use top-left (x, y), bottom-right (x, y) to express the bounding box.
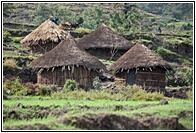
top-left (3, 94), bottom-right (193, 130)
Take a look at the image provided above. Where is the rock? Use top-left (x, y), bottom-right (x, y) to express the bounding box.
top-left (173, 91), bottom-right (188, 99)
top-left (114, 105), bottom-right (124, 111)
top-left (159, 99), bottom-right (168, 105)
top-left (86, 97), bottom-right (91, 100)
top-left (139, 114), bottom-right (187, 130)
top-left (164, 90), bottom-right (173, 97)
top-left (178, 110), bottom-right (193, 118)
top-left (70, 113), bottom-right (149, 130)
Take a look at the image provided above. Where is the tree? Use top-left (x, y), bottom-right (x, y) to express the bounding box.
top-left (81, 6), bottom-right (106, 29)
top-left (33, 3), bottom-right (51, 25)
top-left (108, 3), bottom-right (143, 33)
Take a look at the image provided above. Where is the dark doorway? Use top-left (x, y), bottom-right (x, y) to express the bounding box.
top-left (127, 70), bottom-right (136, 85)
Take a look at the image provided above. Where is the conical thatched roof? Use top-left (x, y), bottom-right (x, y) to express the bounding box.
top-left (30, 37), bottom-right (107, 71)
top-left (20, 19), bottom-right (67, 46)
top-left (77, 24), bottom-right (133, 49)
top-left (110, 42), bottom-right (171, 71)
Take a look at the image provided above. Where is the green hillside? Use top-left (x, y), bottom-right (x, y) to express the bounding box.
top-left (3, 2), bottom-right (193, 86)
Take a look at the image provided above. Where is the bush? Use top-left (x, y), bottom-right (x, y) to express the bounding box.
top-left (117, 85), bottom-right (164, 101)
top-left (167, 67), bottom-right (193, 86)
top-left (3, 31), bottom-right (11, 41)
top-left (23, 82), bottom-right (40, 96)
top-left (93, 76), bottom-right (101, 90)
top-left (63, 79), bottom-right (79, 91)
top-left (131, 89), bottom-right (164, 101)
top-left (38, 85), bottom-right (57, 96)
top-left (3, 59), bottom-right (18, 70)
top-left (3, 77), bottom-right (28, 96)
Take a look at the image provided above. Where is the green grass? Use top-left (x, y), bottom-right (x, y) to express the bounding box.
top-left (3, 96), bottom-right (158, 107)
top-left (99, 58), bottom-right (115, 65)
top-left (3, 50), bottom-right (19, 57)
top-left (3, 96), bottom-right (193, 130)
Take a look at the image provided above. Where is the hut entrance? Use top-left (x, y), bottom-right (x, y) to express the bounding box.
top-left (127, 70), bottom-right (136, 85)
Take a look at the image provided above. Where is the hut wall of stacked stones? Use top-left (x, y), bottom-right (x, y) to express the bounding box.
top-left (37, 66), bottom-right (99, 90)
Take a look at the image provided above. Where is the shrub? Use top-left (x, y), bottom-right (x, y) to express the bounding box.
top-left (168, 67), bottom-right (193, 87)
top-left (3, 59), bottom-right (18, 70)
top-left (93, 76), bottom-right (101, 90)
top-left (186, 90), bottom-right (193, 100)
top-left (38, 85), bottom-right (57, 96)
top-left (131, 89), bottom-right (164, 101)
top-left (63, 79), bottom-right (79, 91)
top-left (117, 85), bottom-right (164, 101)
top-left (3, 77), bottom-right (28, 96)
top-left (3, 31), bottom-right (11, 41)
top-left (23, 82), bottom-right (40, 96)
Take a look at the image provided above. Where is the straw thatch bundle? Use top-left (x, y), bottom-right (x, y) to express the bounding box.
top-left (30, 38), bottom-right (107, 71)
top-left (20, 19), bottom-right (67, 46)
top-left (77, 24), bottom-right (133, 50)
top-left (111, 42), bottom-right (171, 72)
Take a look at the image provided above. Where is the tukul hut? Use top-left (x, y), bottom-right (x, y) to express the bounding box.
top-left (76, 23), bottom-right (133, 61)
top-left (20, 19), bottom-right (67, 54)
top-left (110, 42), bottom-right (171, 91)
top-left (30, 36), bottom-right (107, 90)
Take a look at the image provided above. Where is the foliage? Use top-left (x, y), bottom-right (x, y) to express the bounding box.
top-left (38, 85), bottom-right (57, 96)
top-left (181, 23), bottom-right (193, 30)
top-left (33, 3), bottom-right (77, 25)
top-left (3, 77), bottom-right (28, 96)
top-left (81, 6), bottom-right (105, 30)
top-left (93, 76), bottom-right (101, 90)
top-left (3, 3), bottom-right (14, 17)
top-left (12, 37), bottom-right (22, 43)
top-left (63, 79), bottom-right (79, 91)
top-left (33, 4), bottom-right (51, 25)
top-left (167, 66), bottom-right (193, 87)
top-left (136, 3), bottom-right (193, 20)
top-left (3, 30), bottom-right (11, 42)
top-left (23, 82), bottom-right (40, 96)
top-left (108, 4), bottom-right (143, 34)
top-left (3, 59), bottom-right (18, 70)
top-left (116, 85), bottom-right (164, 101)
top-left (52, 84), bottom-right (165, 101)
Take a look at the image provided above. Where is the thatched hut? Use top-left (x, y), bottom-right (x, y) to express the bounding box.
top-left (76, 24), bottom-right (133, 60)
top-left (20, 19), bottom-right (67, 54)
top-left (30, 37), bottom-right (107, 90)
top-left (110, 42), bottom-right (171, 91)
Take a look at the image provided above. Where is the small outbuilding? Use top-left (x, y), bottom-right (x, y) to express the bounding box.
top-left (110, 42), bottom-right (171, 91)
top-left (20, 19), bottom-right (67, 54)
top-left (77, 24), bottom-right (133, 60)
top-left (30, 36), bottom-right (107, 90)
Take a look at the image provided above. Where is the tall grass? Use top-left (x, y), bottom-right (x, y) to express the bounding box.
top-left (3, 59), bottom-right (18, 70)
top-left (52, 85), bottom-right (165, 101)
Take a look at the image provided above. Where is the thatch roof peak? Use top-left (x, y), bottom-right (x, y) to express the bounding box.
top-left (20, 19), bottom-right (67, 46)
top-left (77, 24), bottom-right (133, 50)
top-left (110, 42), bottom-right (171, 71)
top-left (30, 38), bottom-right (107, 72)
